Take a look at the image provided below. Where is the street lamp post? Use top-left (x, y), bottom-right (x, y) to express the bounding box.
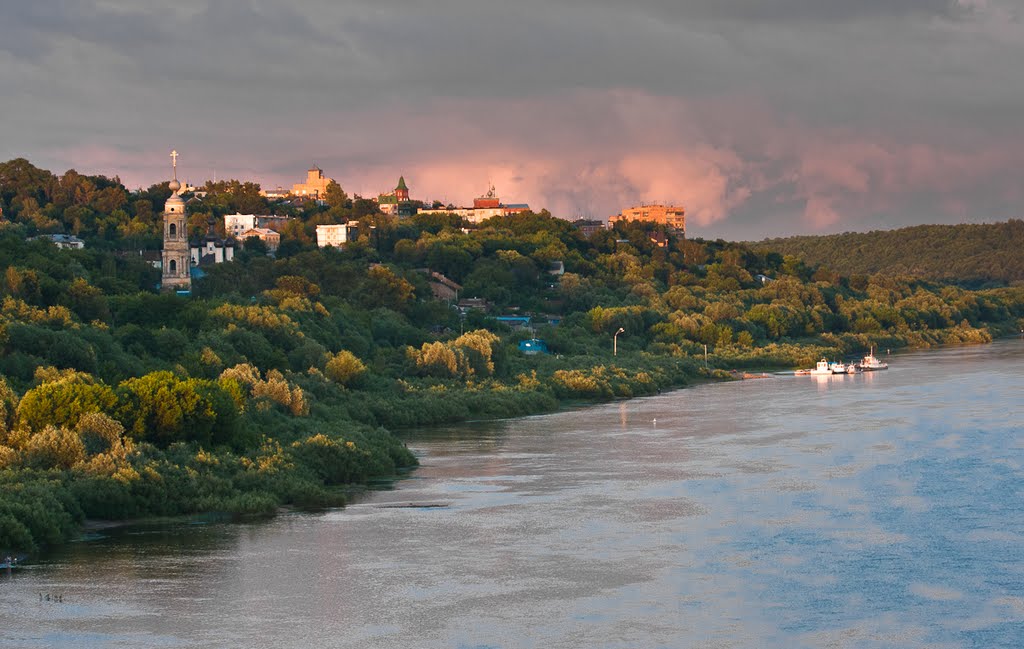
top-left (614, 327), bottom-right (624, 356)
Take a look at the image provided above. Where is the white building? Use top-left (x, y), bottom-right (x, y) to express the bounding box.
top-left (316, 223), bottom-right (355, 248)
top-left (223, 213), bottom-right (292, 238)
top-left (190, 236), bottom-right (236, 266)
top-left (32, 233), bottom-right (86, 249)
top-left (416, 186), bottom-right (529, 225)
top-left (416, 206), bottom-right (506, 224)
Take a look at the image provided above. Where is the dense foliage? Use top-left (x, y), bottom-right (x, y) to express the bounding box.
top-left (2, 157), bottom-right (1024, 557)
top-left (752, 221), bottom-right (1024, 287)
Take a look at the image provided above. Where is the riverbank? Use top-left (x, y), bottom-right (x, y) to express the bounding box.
top-left (0, 327), bottom-right (1012, 562)
top-left (10, 341), bottom-right (1021, 648)
top-left (2, 350), bottom-right (699, 559)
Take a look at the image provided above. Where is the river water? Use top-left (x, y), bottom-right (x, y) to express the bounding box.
top-left (2, 341), bottom-right (1023, 648)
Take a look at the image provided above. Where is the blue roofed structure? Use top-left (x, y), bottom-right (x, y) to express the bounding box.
top-left (495, 316), bottom-right (532, 331)
top-left (518, 339), bottom-right (549, 355)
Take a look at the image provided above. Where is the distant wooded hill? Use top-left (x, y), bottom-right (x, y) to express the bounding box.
top-left (751, 220), bottom-right (1024, 287)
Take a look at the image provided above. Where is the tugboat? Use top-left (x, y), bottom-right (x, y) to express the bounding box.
top-left (858, 346), bottom-right (888, 371)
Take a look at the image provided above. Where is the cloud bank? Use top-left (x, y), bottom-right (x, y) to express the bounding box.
top-left (1, 0), bottom-right (1022, 238)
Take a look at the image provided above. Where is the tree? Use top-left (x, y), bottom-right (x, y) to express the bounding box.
top-left (351, 197), bottom-right (380, 219)
top-left (324, 350), bottom-right (367, 387)
top-left (324, 180), bottom-right (349, 208)
top-left (462, 258), bottom-right (515, 305)
top-left (274, 275), bottom-right (321, 299)
top-left (24, 425), bottom-right (85, 470)
top-left (452, 329), bottom-right (500, 376)
top-left (75, 412), bottom-right (126, 456)
top-left (17, 378), bottom-right (117, 433)
top-left (0, 376), bottom-right (18, 445)
top-left (0, 158), bottom-right (56, 216)
top-left (243, 235), bottom-right (269, 255)
top-left (4, 267), bottom-right (42, 304)
top-left (358, 266), bottom-right (415, 312)
top-left (60, 277), bottom-right (110, 323)
top-left (116, 371), bottom-right (237, 446)
top-left (91, 185), bottom-right (127, 215)
top-left (408, 341), bottom-right (459, 378)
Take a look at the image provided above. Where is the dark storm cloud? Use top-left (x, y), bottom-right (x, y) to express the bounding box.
top-left (0, 0), bottom-right (1021, 238)
top-left (576, 0), bottom-right (966, 23)
top-left (0, 0), bottom-right (166, 60)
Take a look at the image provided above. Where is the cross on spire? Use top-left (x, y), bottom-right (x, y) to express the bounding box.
top-left (170, 150), bottom-right (178, 180)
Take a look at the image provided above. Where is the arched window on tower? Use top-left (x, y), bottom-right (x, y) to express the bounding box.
top-left (169, 223), bottom-right (177, 239)
top-left (169, 259), bottom-right (177, 275)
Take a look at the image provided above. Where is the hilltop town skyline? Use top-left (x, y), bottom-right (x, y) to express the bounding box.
top-left (3, 2), bottom-right (1023, 240)
top-left (107, 155), bottom-right (659, 225)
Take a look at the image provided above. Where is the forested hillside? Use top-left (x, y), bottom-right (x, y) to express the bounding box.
top-left (2, 157), bottom-right (1023, 557)
top-left (752, 221), bottom-right (1024, 287)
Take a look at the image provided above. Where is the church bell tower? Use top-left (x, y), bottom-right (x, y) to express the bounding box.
top-left (161, 150), bottom-right (191, 292)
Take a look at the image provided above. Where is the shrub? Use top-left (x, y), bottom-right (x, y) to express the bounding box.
top-left (17, 377), bottom-right (117, 433)
top-left (75, 412), bottom-right (125, 456)
top-left (24, 425), bottom-right (85, 470)
top-left (324, 350), bottom-right (366, 387)
top-left (116, 372), bottom-right (239, 446)
top-left (289, 433), bottom-right (368, 484)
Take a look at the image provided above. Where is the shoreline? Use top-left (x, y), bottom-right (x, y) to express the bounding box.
top-left (4, 336), bottom-right (1012, 563)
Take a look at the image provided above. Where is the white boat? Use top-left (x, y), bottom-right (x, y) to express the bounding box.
top-left (858, 346), bottom-right (888, 371)
top-left (829, 361), bottom-right (847, 374)
top-left (845, 363), bottom-right (858, 374)
top-left (810, 358), bottom-right (833, 375)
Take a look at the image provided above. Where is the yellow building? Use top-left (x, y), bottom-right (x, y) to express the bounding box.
top-left (608, 204), bottom-right (685, 232)
top-left (291, 165), bottom-right (333, 199)
top-left (240, 227), bottom-right (281, 252)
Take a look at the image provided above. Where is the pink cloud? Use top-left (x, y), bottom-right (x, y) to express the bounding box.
top-left (335, 92), bottom-right (1024, 232)
top-left (803, 196), bottom-right (842, 229)
top-left (45, 88), bottom-right (1024, 236)
top-left (617, 149), bottom-right (751, 226)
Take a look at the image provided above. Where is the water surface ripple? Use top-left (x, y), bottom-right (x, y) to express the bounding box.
top-left (2, 341), bottom-right (1023, 648)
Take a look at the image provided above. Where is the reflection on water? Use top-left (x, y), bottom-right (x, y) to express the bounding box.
top-left (3, 340), bottom-right (1024, 648)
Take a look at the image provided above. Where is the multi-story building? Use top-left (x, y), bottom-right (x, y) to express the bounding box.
top-left (190, 236), bottom-right (236, 266)
top-left (572, 219), bottom-right (605, 238)
top-left (608, 204), bottom-right (686, 232)
top-left (239, 227), bottom-right (281, 252)
top-left (224, 213), bottom-right (292, 238)
top-left (377, 176), bottom-right (416, 217)
top-left (291, 165), bottom-right (333, 199)
top-left (417, 185), bottom-right (530, 225)
top-left (316, 223), bottom-right (356, 248)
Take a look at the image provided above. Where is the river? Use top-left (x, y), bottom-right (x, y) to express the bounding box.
top-left (2, 340), bottom-right (1023, 648)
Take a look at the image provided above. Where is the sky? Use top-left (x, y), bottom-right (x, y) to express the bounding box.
top-left (1, 0), bottom-right (1022, 240)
